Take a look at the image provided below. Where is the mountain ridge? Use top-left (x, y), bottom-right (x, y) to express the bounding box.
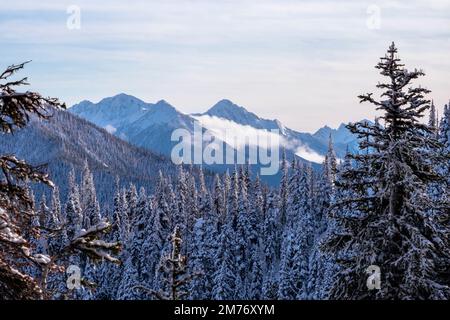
top-left (69, 93), bottom-right (360, 167)
top-left (0, 108), bottom-right (178, 205)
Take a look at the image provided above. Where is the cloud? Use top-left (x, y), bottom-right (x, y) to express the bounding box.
top-left (193, 115), bottom-right (325, 163)
top-left (295, 146), bottom-right (325, 164)
top-left (193, 115), bottom-right (282, 148)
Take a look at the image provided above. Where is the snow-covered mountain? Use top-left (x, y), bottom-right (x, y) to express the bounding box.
top-left (71, 93), bottom-right (150, 131)
top-left (0, 108), bottom-right (178, 205)
top-left (71, 94), bottom-right (195, 157)
top-left (70, 94), bottom-right (358, 169)
top-left (199, 99), bottom-right (281, 131)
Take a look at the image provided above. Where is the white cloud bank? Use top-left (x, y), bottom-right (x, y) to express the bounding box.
top-left (193, 115), bottom-right (325, 163)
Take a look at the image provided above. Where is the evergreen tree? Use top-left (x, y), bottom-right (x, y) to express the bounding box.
top-left (235, 166), bottom-right (250, 299)
top-left (197, 168), bottom-right (212, 220)
top-left (203, 174), bottom-right (222, 298)
top-left (212, 217), bottom-right (238, 300)
top-left (211, 174), bottom-right (224, 230)
top-left (152, 226), bottom-right (196, 300)
top-left (126, 183), bottom-right (138, 226)
top-left (323, 43), bottom-right (450, 299)
top-left (95, 183), bottom-right (123, 299)
top-left (222, 170), bottom-right (231, 223)
top-left (175, 166), bottom-right (189, 249)
top-left (278, 149), bottom-right (289, 227)
top-left (117, 186), bottom-right (148, 299)
top-left (27, 196), bottom-right (45, 279)
top-left (428, 100), bottom-right (438, 137)
top-left (279, 161), bottom-right (313, 299)
top-left (278, 233), bottom-right (298, 299)
top-left (141, 171), bottom-right (171, 293)
top-left (81, 161), bottom-right (101, 228)
top-left (439, 102), bottom-right (450, 148)
top-left (0, 62), bottom-right (119, 299)
top-left (246, 174), bottom-right (264, 299)
top-left (189, 218), bottom-right (209, 299)
top-left (38, 195), bottom-right (50, 255)
top-left (186, 174), bottom-right (199, 253)
top-left (51, 186), bottom-right (62, 226)
top-left (261, 192), bottom-right (280, 299)
top-left (65, 168), bottom-right (83, 241)
top-left (308, 135), bottom-right (337, 298)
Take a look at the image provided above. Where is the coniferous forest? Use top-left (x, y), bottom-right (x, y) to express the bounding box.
top-left (1, 43), bottom-right (449, 301)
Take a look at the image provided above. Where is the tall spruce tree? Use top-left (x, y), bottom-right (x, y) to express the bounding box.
top-left (152, 226), bottom-right (196, 300)
top-left (65, 168), bottom-right (82, 241)
top-left (141, 171), bottom-right (171, 293)
top-left (261, 191), bottom-right (280, 299)
top-left (428, 100), bottom-right (438, 138)
top-left (323, 43), bottom-right (450, 299)
top-left (439, 102), bottom-right (450, 150)
top-left (308, 135), bottom-right (337, 299)
top-left (189, 218), bottom-right (209, 299)
top-left (80, 161), bottom-right (101, 228)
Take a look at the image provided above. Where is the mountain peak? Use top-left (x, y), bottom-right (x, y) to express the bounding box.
top-left (201, 99), bottom-right (289, 131)
top-left (99, 93), bottom-right (146, 106)
top-left (71, 99), bottom-right (94, 110)
top-left (209, 99), bottom-right (245, 112)
top-left (151, 99), bottom-right (178, 114)
top-left (206, 99), bottom-right (258, 120)
top-left (114, 93), bottom-right (134, 99)
top-left (216, 98), bottom-right (235, 105)
top-left (155, 99), bottom-right (172, 107)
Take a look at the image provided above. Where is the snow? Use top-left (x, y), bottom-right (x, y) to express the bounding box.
top-left (33, 254), bottom-right (51, 265)
top-left (104, 124), bottom-right (117, 134)
top-left (75, 220), bottom-right (110, 239)
top-left (69, 94), bottom-right (358, 168)
top-left (0, 208), bottom-right (27, 245)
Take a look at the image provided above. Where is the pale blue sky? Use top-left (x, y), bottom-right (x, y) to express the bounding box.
top-left (1, 0), bottom-right (449, 131)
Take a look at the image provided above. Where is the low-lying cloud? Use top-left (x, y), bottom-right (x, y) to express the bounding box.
top-left (193, 115), bottom-right (325, 164)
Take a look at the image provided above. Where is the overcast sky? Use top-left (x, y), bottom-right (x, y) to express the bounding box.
top-left (1, 0), bottom-right (449, 132)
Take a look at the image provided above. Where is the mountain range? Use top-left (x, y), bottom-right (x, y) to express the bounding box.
top-left (71, 93), bottom-right (359, 167)
top-left (0, 93), bottom-right (360, 201)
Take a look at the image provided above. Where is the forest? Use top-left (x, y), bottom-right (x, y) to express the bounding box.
top-left (0, 43), bottom-right (449, 300)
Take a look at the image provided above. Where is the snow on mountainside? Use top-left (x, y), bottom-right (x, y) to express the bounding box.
top-left (69, 94), bottom-right (358, 166)
top-left (71, 93), bottom-right (150, 132)
top-left (71, 94), bottom-right (196, 157)
top-left (313, 123), bottom-right (359, 145)
top-left (0, 108), bottom-right (177, 205)
top-left (312, 123), bottom-right (360, 154)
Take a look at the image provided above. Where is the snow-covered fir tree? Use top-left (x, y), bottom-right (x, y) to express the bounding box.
top-left (261, 191), bottom-right (280, 299)
top-left (439, 101), bottom-right (450, 149)
top-left (65, 168), bottom-right (83, 241)
top-left (140, 171), bottom-right (171, 294)
top-left (117, 186), bottom-right (149, 299)
top-left (323, 43), bottom-right (450, 299)
top-left (189, 218), bottom-right (209, 299)
top-left (81, 161), bottom-right (101, 228)
top-left (308, 135), bottom-right (337, 299)
top-left (152, 226), bottom-right (197, 300)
